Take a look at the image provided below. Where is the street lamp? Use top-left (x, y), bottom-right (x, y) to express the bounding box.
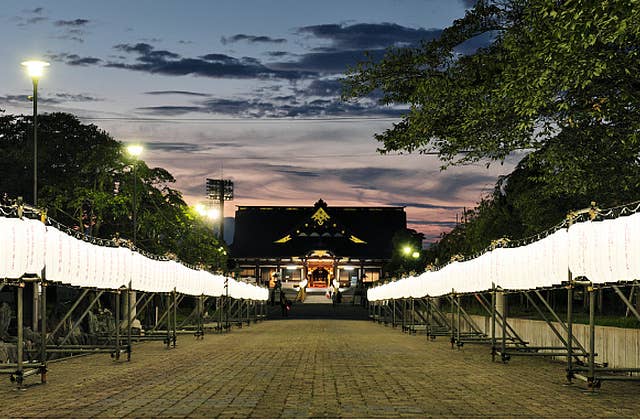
top-left (21, 60), bottom-right (49, 207)
top-left (126, 144), bottom-right (143, 245)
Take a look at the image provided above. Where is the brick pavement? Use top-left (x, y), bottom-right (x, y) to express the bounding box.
top-left (1, 311), bottom-right (639, 418)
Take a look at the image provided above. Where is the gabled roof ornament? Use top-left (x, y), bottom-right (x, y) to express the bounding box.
top-left (311, 207), bottom-right (330, 225)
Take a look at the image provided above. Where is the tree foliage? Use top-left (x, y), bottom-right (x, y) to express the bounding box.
top-left (343, 0), bottom-right (640, 201)
top-left (0, 112), bottom-right (226, 270)
top-left (384, 228), bottom-right (426, 277)
top-left (424, 156), bottom-right (595, 264)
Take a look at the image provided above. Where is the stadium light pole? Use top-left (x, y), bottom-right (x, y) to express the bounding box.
top-left (21, 60), bottom-right (49, 207)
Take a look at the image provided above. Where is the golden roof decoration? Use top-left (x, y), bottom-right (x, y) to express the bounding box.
top-left (311, 207), bottom-right (331, 225)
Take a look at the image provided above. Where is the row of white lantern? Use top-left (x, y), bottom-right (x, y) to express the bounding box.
top-left (369, 212), bottom-right (640, 301)
top-left (0, 216), bottom-right (267, 300)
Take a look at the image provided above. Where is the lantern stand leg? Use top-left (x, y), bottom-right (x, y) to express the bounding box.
top-left (16, 283), bottom-right (24, 388)
top-left (165, 293), bottom-right (171, 349)
top-left (501, 292), bottom-right (508, 363)
top-left (172, 289), bottom-right (177, 348)
top-left (40, 279), bottom-right (47, 383)
top-left (115, 290), bottom-right (121, 361)
top-left (456, 294), bottom-right (461, 349)
top-left (587, 285), bottom-right (598, 391)
top-left (127, 282), bottom-right (132, 361)
top-left (450, 291), bottom-right (455, 350)
top-left (566, 277), bottom-right (574, 385)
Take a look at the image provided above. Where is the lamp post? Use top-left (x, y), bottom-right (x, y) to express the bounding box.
top-left (126, 144), bottom-right (143, 245)
top-left (400, 245), bottom-right (421, 276)
top-left (21, 60), bottom-right (49, 207)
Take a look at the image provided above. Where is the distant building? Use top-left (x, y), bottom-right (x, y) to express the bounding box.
top-left (230, 199), bottom-right (406, 288)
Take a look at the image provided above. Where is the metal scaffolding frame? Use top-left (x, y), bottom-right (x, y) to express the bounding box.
top-left (0, 278), bottom-right (47, 388)
top-left (0, 277), bottom-right (264, 388)
top-left (369, 279), bottom-right (640, 390)
top-left (566, 280), bottom-right (640, 390)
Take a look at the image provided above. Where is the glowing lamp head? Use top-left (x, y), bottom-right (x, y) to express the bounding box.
top-left (402, 245), bottom-right (412, 256)
top-left (126, 144), bottom-right (143, 157)
top-left (21, 60), bottom-right (50, 79)
top-left (195, 203), bottom-right (207, 216)
top-left (206, 208), bottom-right (220, 219)
top-left (195, 204), bottom-right (220, 220)
top-left (412, 251), bottom-right (420, 259)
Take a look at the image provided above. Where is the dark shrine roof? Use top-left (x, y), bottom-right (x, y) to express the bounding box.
top-left (231, 199), bottom-right (406, 260)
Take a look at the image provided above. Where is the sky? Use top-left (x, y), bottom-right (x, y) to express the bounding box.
top-left (0, 0), bottom-right (521, 244)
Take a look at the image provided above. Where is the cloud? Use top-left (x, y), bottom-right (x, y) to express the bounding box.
top-left (0, 92), bottom-right (101, 105)
top-left (146, 142), bottom-right (208, 153)
top-left (47, 52), bottom-right (102, 66)
top-left (333, 167), bottom-right (409, 188)
top-left (427, 173), bottom-right (497, 202)
top-left (25, 16), bottom-right (47, 24)
top-left (275, 167), bottom-right (320, 178)
top-left (114, 42), bottom-right (154, 55)
top-left (105, 43), bottom-right (313, 80)
top-left (297, 23), bottom-right (442, 50)
top-left (265, 51), bottom-right (290, 58)
top-left (221, 34), bottom-right (287, 45)
top-left (0, 94), bottom-right (48, 105)
top-left (267, 23), bottom-right (442, 75)
top-left (297, 79), bottom-right (343, 97)
top-left (52, 93), bottom-right (102, 102)
top-left (270, 49), bottom-right (386, 74)
top-left (136, 106), bottom-right (204, 116)
top-left (272, 95), bottom-right (297, 102)
top-left (459, 0), bottom-right (477, 7)
top-left (391, 202), bottom-right (461, 211)
top-left (135, 94), bottom-right (403, 118)
top-left (408, 220), bottom-right (457, 227)
top-left (54, 18), bottom-right (90, 26)
top-left (199, 53), bottom-right (237, 62)
top-left (14, 7), bottom-right (48, 26)
top-left (144, 90), bottom-right (210, 97)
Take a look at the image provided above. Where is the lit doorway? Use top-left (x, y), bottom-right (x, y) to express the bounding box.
top-left (310, 267), bottom-right (329, 288)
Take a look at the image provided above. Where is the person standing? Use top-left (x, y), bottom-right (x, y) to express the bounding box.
top-left (332, 278), bottom-right (341, 306)
top-left (269, 273), bottom-right (279, 305)
top-left (296, 277), bottom-right (308, 302)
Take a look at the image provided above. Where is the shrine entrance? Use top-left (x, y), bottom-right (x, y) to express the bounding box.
top-left (310, 267), bottom-right (330, 288)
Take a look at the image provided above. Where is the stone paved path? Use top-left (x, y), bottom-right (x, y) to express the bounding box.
top-left (1, 315), bottom-right (639, 418)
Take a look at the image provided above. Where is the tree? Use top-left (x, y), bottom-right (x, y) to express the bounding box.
top-left (423, 155), bottom-right (595, 264)
top-left (384, 228), bottom-right (426, 277)
top-left (0, 112), bottom-right (226, 270)
top-left (343, 0), bottom-right (640, 204)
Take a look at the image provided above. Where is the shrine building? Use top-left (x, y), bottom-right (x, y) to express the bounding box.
top-left (230, 199), bottom-right (406, 289)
